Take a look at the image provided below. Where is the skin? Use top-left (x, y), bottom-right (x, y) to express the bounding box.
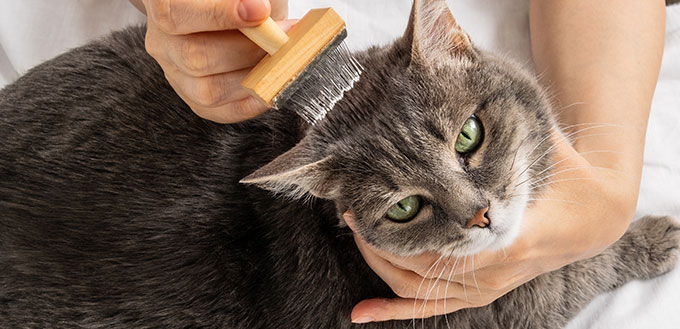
top-left (130, 0), bottom-right (665, 324)
top-left (129, 0), bottom-right (291, 123)
top-left (347, 0), bottom-right (666, 323)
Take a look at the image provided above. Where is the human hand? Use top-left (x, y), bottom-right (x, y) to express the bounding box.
top-left (137, 0), bottom-right (293, 123)
top-left (344, 132), bottom-right (635, 323)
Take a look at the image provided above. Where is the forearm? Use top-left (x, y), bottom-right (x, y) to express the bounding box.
top-left (529, 0), bottom-right (665, 218)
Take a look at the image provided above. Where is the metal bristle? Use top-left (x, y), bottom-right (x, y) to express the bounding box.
top-left (274, 38), bottom-right (363, 125)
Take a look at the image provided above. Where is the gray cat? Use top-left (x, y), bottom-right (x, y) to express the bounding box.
top-left (1, 0), bottom-right (678, 328)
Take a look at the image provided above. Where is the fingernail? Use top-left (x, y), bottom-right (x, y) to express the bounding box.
top-left (352, 316), bottom-right (375, 324)
top-left (238, 0), bottom-right (269, 22)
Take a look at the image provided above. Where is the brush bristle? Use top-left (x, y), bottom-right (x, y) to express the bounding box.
top-left (273, 32), bottom-right (363, 125)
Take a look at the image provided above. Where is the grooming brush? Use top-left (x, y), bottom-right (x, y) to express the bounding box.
top-left (239, 8), bottom-right (362, 124)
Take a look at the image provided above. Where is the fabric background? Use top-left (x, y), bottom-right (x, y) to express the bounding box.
top-left (1, 1), bottom-right (678, 327)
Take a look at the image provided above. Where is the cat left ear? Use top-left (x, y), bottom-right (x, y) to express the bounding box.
top-left (240, 142), bottom-right (340, 200)
top-left (407, 0), bottom-right (475, 66)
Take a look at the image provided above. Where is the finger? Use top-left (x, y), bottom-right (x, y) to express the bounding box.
top-left (269, 0), bottom-right (288, 20)
top-left (354, 234), bottom-right (471, 300)
top-left (351, 297), bottom-right (470, 323)
top-left (147, 19), bottom-right (298, 77)
top-left (343, 211), bottom-right (443, 277)
top-left (163, 69), bottom-right (268, 123)
top-left (165, 67), bottom-right (253, 107)
top-left (186, 95), bottom-right (269, 124)
top-left (143, 0), bottom-right (271, 34)
top-left (452, 263), bottom-right (540, 296)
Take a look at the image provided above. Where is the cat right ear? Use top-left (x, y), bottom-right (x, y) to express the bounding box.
top-left (239, 142), bottom-right (341, 200)
top-left (403, 0), bottom-right (476, 67)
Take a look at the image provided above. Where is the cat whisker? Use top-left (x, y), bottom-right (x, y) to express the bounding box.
top-left (529, 177), bottom-right (602, 191)
top-left (462, 256), bottom-right (468, 304)
top-left (554, 101), bottom-right (586, 113)
top-left (564, 132), bottom-right (621, 146)
top-left (530, 149), bottom-right (623, 182)
top-left (558, 121), bottom-right (623, 132)
top-left (420, 256), bottom-right (447, 316)
top-left (518, 164), bottom-right (620, 190)
top-left (508, 175), bottom-right (600, 200)
top-left (529, 164), bottom-right (620, 186)
top-left (533, 66), bottom-right (551, 85)
top-left (511, 128), bottom-right (620, 190)
top-left (507, 132), bottom-right (535, 178)
top-left (431, 258), bottom-right (449, 329)
top-left (422, 255), bottom-right (446, 328)
top-left (413, 254), bottom-right (446, 329)
top-left (433, 249), bottom-right (457, 329)
top-left (524, 123), bottom-right (619, 170)
top-left (471, 254), bottom-right (482, 298)
top-left (443, 254), bottom-right (461, 329)
top-left (526, 198), bottom-right (587, 206)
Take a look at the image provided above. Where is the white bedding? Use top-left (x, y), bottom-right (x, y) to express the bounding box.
top-left (1, 0), bottom-right (678, 327)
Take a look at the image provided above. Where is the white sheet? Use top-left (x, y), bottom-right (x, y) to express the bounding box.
top-left (0, 1), bottom-right (145, 88)
top-left (1, 1), bottom-right (679, 327)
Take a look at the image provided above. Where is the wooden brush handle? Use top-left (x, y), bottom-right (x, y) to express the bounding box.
top-left (239, 18), bottom-right (290, 56)
top-left (241, 8), bottom-right (347, 108)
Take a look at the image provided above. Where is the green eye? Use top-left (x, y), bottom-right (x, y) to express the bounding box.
top-left (386, 195), bottom-right (422, 222)
top-left (455, 116), bottom-right (483, 154)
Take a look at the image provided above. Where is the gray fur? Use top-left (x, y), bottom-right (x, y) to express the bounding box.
top-left (1, 0), bottom-right (678, 328)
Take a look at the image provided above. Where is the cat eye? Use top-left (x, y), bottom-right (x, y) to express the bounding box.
top-left (455, 116), bottom-right (483, 154)
top-left (386, 195), bottom-right (422, 222)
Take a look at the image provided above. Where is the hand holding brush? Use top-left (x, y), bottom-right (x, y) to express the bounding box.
top-left (135, 0), bottom-right (294, 123)
top-left (136, 0), bottom-right (361, 124)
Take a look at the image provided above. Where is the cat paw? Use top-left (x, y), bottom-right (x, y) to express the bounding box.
top-left (622, 215), bottom-right (680, 279)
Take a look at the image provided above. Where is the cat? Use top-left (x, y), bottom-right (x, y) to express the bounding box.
top-left (1, 0), bottom-right (678, 328)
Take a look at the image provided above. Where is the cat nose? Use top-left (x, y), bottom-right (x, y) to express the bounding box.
top-left (466, 207), bottom-right (490, 228)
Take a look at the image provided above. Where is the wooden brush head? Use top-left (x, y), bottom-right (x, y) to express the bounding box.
top-left (240, 8), bottom-right (347, 108)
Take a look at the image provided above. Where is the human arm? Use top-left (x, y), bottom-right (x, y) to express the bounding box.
top-left (347, 0), bottom-right (666, 323)
top-left (128, 0), bottom-right (292, 123)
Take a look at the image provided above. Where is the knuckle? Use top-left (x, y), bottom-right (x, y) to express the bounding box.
top-left (149, 0), bottom-right (179, 34)
top-left (178, 38), bottom-right (212, 76)
top-left (192, 77), bottom-right (224, 107)
top-left (208, 5), bottom-right (234, 29)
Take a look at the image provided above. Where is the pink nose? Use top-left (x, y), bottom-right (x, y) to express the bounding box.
top-left (466, 207), bottom-right (490, 228)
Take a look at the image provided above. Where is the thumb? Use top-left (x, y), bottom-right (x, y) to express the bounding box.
top-left (238, 0), bottom-right (272, 22)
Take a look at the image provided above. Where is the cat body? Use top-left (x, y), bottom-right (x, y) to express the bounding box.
top-left (1, 1), bottom-right (679, 328)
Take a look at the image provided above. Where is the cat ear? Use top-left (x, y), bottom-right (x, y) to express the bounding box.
top-left (239, 142), bottom-right (340, 200)
top-left (405, 0), bottom-right (474, 66)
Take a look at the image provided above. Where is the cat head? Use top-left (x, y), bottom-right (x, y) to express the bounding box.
top-left (242, 0), bottom-right (556, 256)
